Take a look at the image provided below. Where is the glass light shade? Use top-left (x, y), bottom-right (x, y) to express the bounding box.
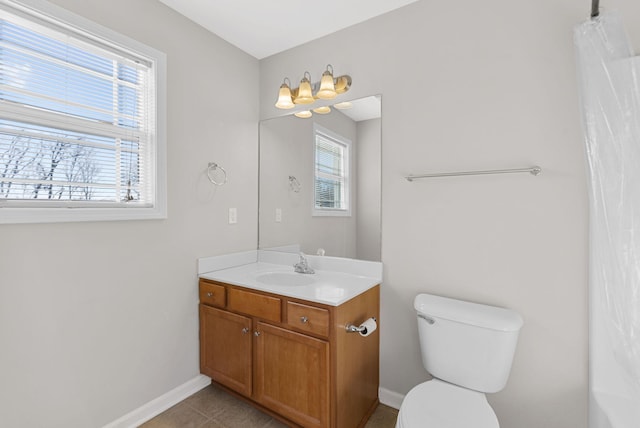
top-left (312, 106), bottom-right (331, 114)
top-left (294, 77), bottom-right (314, 104)
top-left (275, 83), bottom-right (294, 109)
top-left (294, 110), bottom-right (312, 118)
top-left (333, 101), bottom-right (353, 110)
top-left (316, 71), bottom-right (337, 100)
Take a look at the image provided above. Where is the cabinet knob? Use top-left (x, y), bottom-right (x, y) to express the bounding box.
top-left (242, 327), bottom-right (250, 334)
top-left (254, 331), bottom-right (261, 337)
top-left (206, 292), bottom-right (213, 297)
top-left (300, 316), bottom-right (309, 324)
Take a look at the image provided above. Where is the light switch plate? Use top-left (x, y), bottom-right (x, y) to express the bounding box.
top-left (228, 208), bottom-right (237, 224)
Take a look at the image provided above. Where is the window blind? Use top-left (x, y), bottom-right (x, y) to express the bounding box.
top-left (314, 131), bottom-right (348, 211)
top-left (0, 5), bottom-right (155, 206)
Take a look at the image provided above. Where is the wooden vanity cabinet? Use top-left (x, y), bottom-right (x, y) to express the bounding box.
top-left (198, 278), bottom-right (380, 428)
top-left (255, 321), bottom-right (330, 428)
top-left (199, 305), bottom-right (252, 397)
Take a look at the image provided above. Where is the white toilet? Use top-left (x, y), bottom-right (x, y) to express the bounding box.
top-left (396, 293), bottom-right (523, 428)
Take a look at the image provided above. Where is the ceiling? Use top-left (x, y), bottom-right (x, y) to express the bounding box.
top-left (157, 0), bottom-right (420, 59)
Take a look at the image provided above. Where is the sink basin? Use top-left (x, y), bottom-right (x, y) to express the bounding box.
top-left (256, 271), bottom-right (316, 286)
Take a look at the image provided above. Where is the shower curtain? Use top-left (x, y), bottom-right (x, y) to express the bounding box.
top-left (575, 10), bottom-right (640, 389)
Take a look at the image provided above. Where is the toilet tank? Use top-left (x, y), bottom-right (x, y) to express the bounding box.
top-left (414, 293), bottom-right (523, 393)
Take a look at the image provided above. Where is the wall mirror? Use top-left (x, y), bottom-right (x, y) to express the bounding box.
top-left (258, 95), bottom-right (381, 261)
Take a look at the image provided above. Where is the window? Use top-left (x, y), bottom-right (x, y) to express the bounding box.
top-left (0, 0), bottom-right (166, 223)
top-left (313, 124), bottom-right (351, 216)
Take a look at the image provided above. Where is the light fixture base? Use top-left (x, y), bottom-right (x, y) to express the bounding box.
top-left (334, 75), bottom-right (352, 94)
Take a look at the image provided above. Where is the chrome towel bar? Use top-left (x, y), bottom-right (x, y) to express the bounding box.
top-left (405, 166), bottom-right (542, 181)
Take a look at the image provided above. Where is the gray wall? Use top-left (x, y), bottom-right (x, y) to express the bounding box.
top-left (0, 1), bottom-right (258, 427)
top-left (259, 1), bottom-right (608, 427)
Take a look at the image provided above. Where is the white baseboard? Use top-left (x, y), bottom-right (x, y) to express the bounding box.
top-left (379, 387), bottom-right (404, 410)
top-left (103, 374), bottom-right (211, 428)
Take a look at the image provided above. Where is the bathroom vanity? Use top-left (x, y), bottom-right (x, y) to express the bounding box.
top-left (198, 257), bottom-right (381, 428)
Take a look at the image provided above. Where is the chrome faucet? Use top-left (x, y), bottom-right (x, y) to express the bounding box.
top-left (294, 252), bottom-right (315, 274)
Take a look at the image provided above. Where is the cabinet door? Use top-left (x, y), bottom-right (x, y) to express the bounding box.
top-left (200, 304), bottom-right (252, 397)
top-left (255, 322), bottom-right (329, 428)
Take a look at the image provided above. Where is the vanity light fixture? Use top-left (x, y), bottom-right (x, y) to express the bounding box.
top-left (294, 110), bottom-right (312, 119)
top-left (274, 64), bottom-right (351, 110)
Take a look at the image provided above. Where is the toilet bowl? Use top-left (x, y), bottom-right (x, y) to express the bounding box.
top-left (396, 379), bottom-right (498, 428)
top-left (396, 293), bottom-right (523, 428)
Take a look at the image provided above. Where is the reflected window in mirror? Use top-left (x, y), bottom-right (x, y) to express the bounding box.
top-left (313, 124), bottom-right (351, 217)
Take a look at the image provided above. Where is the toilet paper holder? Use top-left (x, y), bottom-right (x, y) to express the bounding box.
top-left (345, 317), bottom-right (377, 333)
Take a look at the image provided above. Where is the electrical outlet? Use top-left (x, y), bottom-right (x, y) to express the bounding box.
top-left (275, 208), bottom-right (282, 223)
top-left (228, 208), bottom-right (237, 224)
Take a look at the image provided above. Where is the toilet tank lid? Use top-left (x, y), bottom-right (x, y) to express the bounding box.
top-left (414, 293), bottom-right (524, 332)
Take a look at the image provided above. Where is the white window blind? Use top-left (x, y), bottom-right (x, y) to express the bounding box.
top-left (0, 0), bottom-right (166, 223)
top-left (313, 124), bottom-right (351, 216)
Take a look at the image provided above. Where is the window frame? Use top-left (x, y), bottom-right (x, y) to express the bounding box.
top-left (0, 0), bottom-right (167, 224)
top-left (312, 123), bottom-right (352, 217)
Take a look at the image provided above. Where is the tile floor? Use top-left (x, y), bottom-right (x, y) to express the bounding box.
top-left (141, 383), bottom-right (398, 428)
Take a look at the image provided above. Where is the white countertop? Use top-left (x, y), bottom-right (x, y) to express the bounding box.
top-left (199, 261), bottom-right (381, 306)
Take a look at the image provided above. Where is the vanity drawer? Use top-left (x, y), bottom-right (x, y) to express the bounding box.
top-left (199, 281), bottom-right (226, 308)
top-left (228, 288), bottom-right (281, 323)
top-left (287, 301), bottom-right (330, 337)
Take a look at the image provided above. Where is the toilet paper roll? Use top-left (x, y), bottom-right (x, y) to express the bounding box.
top-left (358, 317), bottom-right (377, 337)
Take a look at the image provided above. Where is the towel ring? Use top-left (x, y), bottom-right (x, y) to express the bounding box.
top-left (289, 175), bottom-right (301, 193)
top-left (207, 162), bottom-right (227, 186)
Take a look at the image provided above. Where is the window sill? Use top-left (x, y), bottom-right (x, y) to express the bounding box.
top-left (0, 205), bottom-right (167, 224)
top-left (312, 209), bottom-right (352, 217)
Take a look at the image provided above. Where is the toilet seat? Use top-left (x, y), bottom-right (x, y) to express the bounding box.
top-left (396, 379), bottom-right (499, 428)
